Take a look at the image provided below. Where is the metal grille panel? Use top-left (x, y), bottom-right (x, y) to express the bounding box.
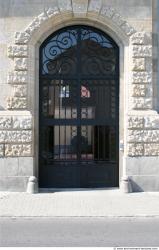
top-left (39, 25), bottom-right (119, 188)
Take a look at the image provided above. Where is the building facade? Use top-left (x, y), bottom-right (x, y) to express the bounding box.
top-left (0, 0), bottom-right (159, 192)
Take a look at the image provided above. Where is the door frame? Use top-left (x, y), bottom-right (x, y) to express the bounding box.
top-left (30, 19), bottom-right (126, 189)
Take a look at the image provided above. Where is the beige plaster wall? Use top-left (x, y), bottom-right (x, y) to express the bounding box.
top-left (0, 0), bottom-right (159, 192)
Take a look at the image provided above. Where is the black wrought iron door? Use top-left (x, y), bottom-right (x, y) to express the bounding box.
top-left (39, 25), bottom-right (119, 188)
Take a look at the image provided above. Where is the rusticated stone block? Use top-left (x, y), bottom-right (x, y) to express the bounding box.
top-left (112, 13), bottom-right (124, 26)
top-left (130, 32), bottom-right (145, 45)
top-left (0, 130), bottom-right (32, 143)
top-left (0, 132), bottom-right (5, 143)
top-left (144, 116), bottom-right (159, 129)
top-left (7, 71), bottom-right (27, 84)
top-left (5, 144), bottom-right (32, 157)
top-left (100, 6), bottom-right (114, 18)
top-left (58, 0), bottom-right (72, 12)
top-left (0, 117), bottom-right (12, 129)
top-left (7, 97), bottom-right (27, 110)
top-left (72, 0), bottom-right (89, 16)
top-left (131, 45), bottom-right (152, 57)
top-left (7, 45), bottom-right (28, 58)
top-left (127, 143), bottom-right (144, 156)
top-left (13, 116), bottom-right (32, 129)
top-left (132, 72), bottom-right (152, 83)
top-left (25, 12), bottom-right (48, 35)
top-left (128, 130), bottom-right (143, 143)
top-left (132, 58), bottom-right (145, 71)
top-left (130, 32), bottom-right (152, 45)
top-left (128, 130), bottom-right (159, 143)
top-left (131, 97), bottom-right (152, 109)
top-left (8, 131), bottom-right (32, 143)
top-left (0, 144), bottom-right (4, 157)
top-left (132, 85), bottom-right (147, 97)
top-left (15, 32), bottom-right (30, 44)
top-left (14, 58), bottom-right (27, 71)
top-left (120, 22), bottom-right (135, 36)
top-left (127, 116), bottom-right (144, 129)
top-left (13, 85), bottom-right (27, 97)
top-left (144, 144), bottom-right (159, 156)
top-left (46, 7), bottom-right (60, 18)
top-left (144, 130), bottom-right (159, 142)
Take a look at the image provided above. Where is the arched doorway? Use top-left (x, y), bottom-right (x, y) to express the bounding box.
top-left (39, 25), bottom-right (119, 188)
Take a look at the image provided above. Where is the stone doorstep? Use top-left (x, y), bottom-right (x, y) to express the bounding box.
top-left (1, 190), bottom-right (159, 217)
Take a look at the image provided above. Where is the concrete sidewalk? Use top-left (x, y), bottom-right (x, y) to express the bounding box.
top-left (1, 189), bottom-right (159, 217)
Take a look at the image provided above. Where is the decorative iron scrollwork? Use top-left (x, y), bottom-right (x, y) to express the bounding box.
top-left (40, 26), bottom-right (118, 76)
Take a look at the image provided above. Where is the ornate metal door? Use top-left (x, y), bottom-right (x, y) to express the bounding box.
top-left (39, 25), bottom-right (119, 188)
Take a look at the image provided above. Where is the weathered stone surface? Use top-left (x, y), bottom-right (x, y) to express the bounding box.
top-left (100, 6), bottom-right (114, 18)
top-left (128, 130), bottom-right (143, 142)
top-left (25, 12), bottom-right (48, 35)
top-left (46, 7), bottom-right (60, 18)
top-left (13, 116), bottom-right (32, 129)
top-left (130, 32), bottom-right (145, 45)
top-left (112, 13), bottom-right (124, 26)
top-left (88, 0), bottom-right (102, 13)
top-left (144, 144), bottom-right (159, 156)
top-left (0, 132), bottom-right (5, 143)
top-left (132, 58), bottom-right (145, 71)
top-left (131, 45), bottom-right (152, 57)
top-left (13, 85), bottom-right (27, 97)
top-left (132, 72), bottom-right (152, 83)
top-left (72, 0), bottom-right (89, 16)
top-left (127, 116), bottom-right (144, 129)
top-left (0, 144), bottom-right (4, 157)
top-left (5, 144), bottom-right (32, 157)
top-left (132, 84), bottom-right (147, 97)
top-left (7, 45), bottom-right (28, 58)
top-left (0, 117), bottom-right (12, 129)
top-left (7, 97), bottom-right (27, 110)
top-left (128, 130), bottom-right (159, 143)
top-left (7, 71), bottom-right (27, 84)
top-left (120, 22), bottom-right (135, 36)
top-left (130, 32), bottom-right (152, 45)
top-left (131, 97), bottom-right (152, 109)
top-left (0, 130), bottom-right (32, 143)
top-left (14, 58), bottom-right (27, 71)
top-left (58, 0), bottom-right (72, 12)
top-left (144, 116), bottom-right (159, 129)
top-left (127, 143), bottom-right (144, 156)
top-left (15, 32), bottom-right (30, 44)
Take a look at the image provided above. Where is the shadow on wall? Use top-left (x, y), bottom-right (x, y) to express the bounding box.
top-left (130, 178), bottom-right (144, 192)
top-left (0, 106), bottom-right (5, 110)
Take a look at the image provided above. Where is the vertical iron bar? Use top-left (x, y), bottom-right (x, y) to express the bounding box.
top-left (65, 125), bottom-right (66, 160)
top-left (71, 83), bottom-right (72, 119)
top-left (53, 83), bottom-right (55, 118)
top-left (98, 126), bottom-right (99, 161)
top-left (59, 125), bottom-right (60, 160)
top-left (59, 83), bottom-right (61, 119)
top-left (86, 125), bottom-right (88, 162)
top-left (103, 126), bottom-right (105, 160)
top-left (70, 125), bottom-right (72, 160)
top-left (109, 126), bottom-right (111, 161)
top-left (92, 126), bottom-right (94, 160)
top-left (77, 27), bottom-right (81, 163)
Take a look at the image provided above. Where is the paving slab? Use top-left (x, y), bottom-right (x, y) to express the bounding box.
top-left (1, 189), bottom-right (159, 217)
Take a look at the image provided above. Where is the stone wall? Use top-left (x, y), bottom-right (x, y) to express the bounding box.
top-left (0, 112), bottom-right (32, 157)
